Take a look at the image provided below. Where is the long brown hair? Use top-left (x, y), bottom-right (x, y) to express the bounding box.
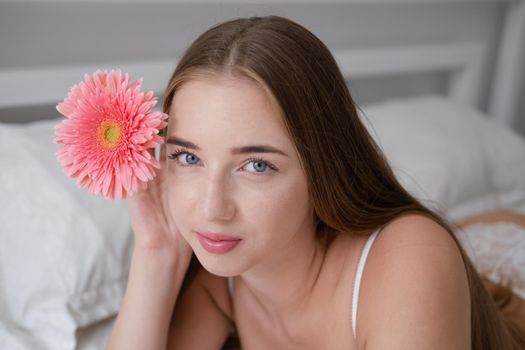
top-left (162, 15), bottom-right (525, 349)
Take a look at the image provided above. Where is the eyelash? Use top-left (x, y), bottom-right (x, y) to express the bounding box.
top-left (167, 147), bottom-right (279, 174)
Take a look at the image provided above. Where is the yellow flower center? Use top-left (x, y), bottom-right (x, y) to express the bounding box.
top-left (105, 126), bottom-right (120, 143)
top-left (98, 120), bottom-right (122, 150)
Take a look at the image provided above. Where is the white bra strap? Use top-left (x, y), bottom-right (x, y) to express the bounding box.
top-left (352, 227), bottom-right (381, 339)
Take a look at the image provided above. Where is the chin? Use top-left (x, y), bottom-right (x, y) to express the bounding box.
top-left (203, 266), bottom-right (233, 277)
top-left (194, 251), bottom-right (247, 277)
top-left (200, 261), bottom-right (242, 277)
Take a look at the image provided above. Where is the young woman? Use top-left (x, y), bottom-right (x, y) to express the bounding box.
top-left (107, 15), bottom-right (525, 349)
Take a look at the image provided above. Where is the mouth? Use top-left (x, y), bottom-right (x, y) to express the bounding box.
top-left (197, 231), bottom-right (241, 241)
top-left (195, 231), bottom-right (242, 254)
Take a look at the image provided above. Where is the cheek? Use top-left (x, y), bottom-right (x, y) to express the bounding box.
top-left (163, 175), bottom-right (199, 227)
top-left (244, 178), bottom-right (312, 239)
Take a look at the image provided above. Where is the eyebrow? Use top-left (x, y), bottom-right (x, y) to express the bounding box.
top-left (166, 136), bottom-right (289, 157)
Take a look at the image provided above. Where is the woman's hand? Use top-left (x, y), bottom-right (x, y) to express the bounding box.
top-left (127, 144), bottom-right (192, 262)
top-left (108, 145), bottom-right (193, 350)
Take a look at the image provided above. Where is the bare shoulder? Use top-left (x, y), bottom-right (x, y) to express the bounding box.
top-left (376, 213), bottom-right (459, 252)
top-left (356, 213), bottom-right (471, 349)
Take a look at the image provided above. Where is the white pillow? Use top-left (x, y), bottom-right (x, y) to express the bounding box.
top-left (360, 95), bottom-right (525, 222)
top-left (0, 119), bottom-right (132, 349)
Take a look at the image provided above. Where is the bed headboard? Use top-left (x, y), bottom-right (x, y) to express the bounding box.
top-left (0, 0), bottom-right (523, 129)
top-left (335, 42), bottom-right (487, 109)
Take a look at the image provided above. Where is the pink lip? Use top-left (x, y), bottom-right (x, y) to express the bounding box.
top-left (196, 232), bottom-right (242, 254)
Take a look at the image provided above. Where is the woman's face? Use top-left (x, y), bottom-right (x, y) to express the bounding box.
top-left (165, 74), bottom-right (316, 276)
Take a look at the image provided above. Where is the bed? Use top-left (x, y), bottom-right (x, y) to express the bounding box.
top-left (0, 1), bottom-right (524, 349)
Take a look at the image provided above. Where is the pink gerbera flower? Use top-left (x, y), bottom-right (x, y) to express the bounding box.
top-left (54, 69), bottom-right (168, 199)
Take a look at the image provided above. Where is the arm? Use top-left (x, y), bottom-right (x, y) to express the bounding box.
top-left (106, 147), bottom-right (196, 350)
top-left (106, 246), bottom-right (190, 350)
top-left (358, 215), bottom-right (471, 349)
top-left (106, 241), bottom-right (232, 350)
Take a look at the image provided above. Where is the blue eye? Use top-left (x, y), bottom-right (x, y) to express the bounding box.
top-left (168, 150), bottom-right (200, 166)
top-left (183, 153), bottom-right (199, 165)
top-left (246, 160), bottom-right (269, 173)
top-left (168, 148), bottom-right (278, 174)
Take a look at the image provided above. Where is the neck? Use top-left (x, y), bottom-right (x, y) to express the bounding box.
top-left (238, 224), bottom-right (327, 318)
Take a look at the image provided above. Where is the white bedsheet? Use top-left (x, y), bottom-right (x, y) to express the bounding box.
top-left (75, 316), bottom-right (115, 350)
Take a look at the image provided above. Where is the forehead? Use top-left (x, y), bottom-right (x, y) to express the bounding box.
top-left (168, 75), bottom-right (290, 145)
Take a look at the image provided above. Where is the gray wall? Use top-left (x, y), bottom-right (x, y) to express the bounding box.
top-left (1, 1), bottom-right (521, 134)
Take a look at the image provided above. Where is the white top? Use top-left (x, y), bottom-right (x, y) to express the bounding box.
top-left (226, 227), bottom-right (382, 340)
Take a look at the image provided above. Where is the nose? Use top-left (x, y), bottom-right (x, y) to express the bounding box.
top-left (200, 173), bottom-right (236, 222)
